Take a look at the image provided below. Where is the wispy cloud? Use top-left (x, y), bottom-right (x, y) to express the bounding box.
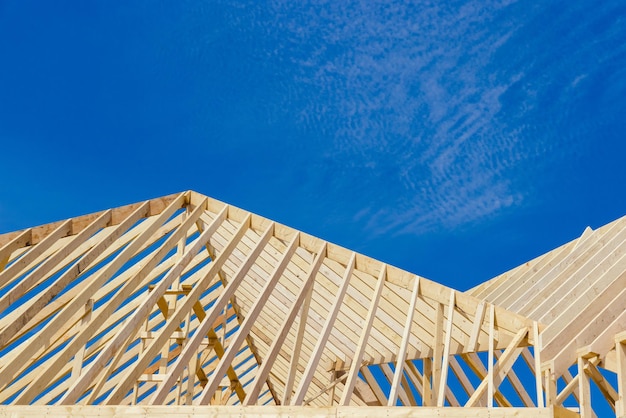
top-left (263, 0), bottom-right (536, 235)
top-left (219, 0), bottom-right (593, 236)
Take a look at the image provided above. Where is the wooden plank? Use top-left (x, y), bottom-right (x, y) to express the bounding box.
top-left (487, 304), bottom-right (495, 408)
top-left (533, 322), bottom-right (544, 407)
top-left (525, 219), bottom-right (626, 320)
top-left (0, 405), bottom-right (561, 417)
top-left (388, 276), bottom-right (420, 406)
top-left (0, 219), bottom-right (71, 291)
top-left (303, 371), bottom-right (348, 406)
top-left (449, 356), bottom-right (475, 399)
top-left (422, 357), bottom-right (432, 406)
top-left (0, 192), bottom-right (183, 247)
top-left (461, 353), bottom-right (508, 407)
top-left (291, 254), bottom-right (356, 405)
top-left (549, 285), bottom-right (626, 373)
top-left (543, 363), bottom-right (557, 407)
top-left (466, 300), bottom-right (485, 353)
top-left (242, 243), bottom-right (327, 405)
top-left (616, 334), bottom-right (626, 417)
top-left (0, 228), bottom-right (32, 272)
top-left (437, 289), bottom-right (455, 407)
top-left (379, 363), bottom-right (410, 406)
top-left (578, 355), bottom-right (592, 418)
top-left (431, 301), bottom-right (444, 405)
top-left (0, 239), bottom-right (194, 403)
top-left (555, 375), bottom-right (579, 405)
top-left (584, 360), bottom-right (617, 407)
top-left (339, 264), bottom-right (386, 406)
top-left (360, 367), bottom-right (387, 405)
top-left (196, 208), bottom-right (272, 402)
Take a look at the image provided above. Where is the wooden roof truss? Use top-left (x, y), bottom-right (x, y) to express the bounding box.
top-left (0, 191), bottom-right (624, 417)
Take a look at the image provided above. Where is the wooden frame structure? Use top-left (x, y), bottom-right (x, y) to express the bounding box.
top-left (0, 191), bottom-right (624, 417)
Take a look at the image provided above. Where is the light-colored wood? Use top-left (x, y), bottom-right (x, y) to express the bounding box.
top-left (437, 290), bottom-right (455, 407)
top-left (432, 301), bottom-right (444, 405)
top-left (422, 357), bottom-right (432, 406)
top-left (584, 359), bottom-right (618, 407)
top-left (0, 405), bottom-right (567, 417)
top-left (2, 190), bottom-right (621, 415)
top-left (543, 363), bottom-right (557, 407)
top-left (0, 228), bottom-right (32, 272)
top-left (578, 355), bottom-right (592, 418)
top-left (0, 192), bottom-right (184, 247)
top-left (388, 276), bottom-right (420, 406)
top-left (534, 321), bottom-right (544, 408)
top-left (467, 300), bottom-right (486, 353)
top-left (556, 375), bottom-right (579, 405)
top-left (617, 334), bottom-right (626, 417)
top-left (487, 304), bottom-right (495, 408)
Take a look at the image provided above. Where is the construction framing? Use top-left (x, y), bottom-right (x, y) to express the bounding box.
top-left (0, 191), bottom-right (624, 417)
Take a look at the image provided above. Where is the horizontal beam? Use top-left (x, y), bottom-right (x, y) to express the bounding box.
top-left (0, 405), bottom-right (567, 417)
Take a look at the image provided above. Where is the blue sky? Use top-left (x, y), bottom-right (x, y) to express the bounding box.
top-left (1, 0), bottom-right (625, 291)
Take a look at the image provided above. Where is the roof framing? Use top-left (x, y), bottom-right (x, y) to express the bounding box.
top-left (0, 191), bottom-right (624, 417)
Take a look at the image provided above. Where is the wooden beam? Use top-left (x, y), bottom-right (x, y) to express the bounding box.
top-left (466, 300), bottom-right (486, 353)
top-left (584, 360), bottom-right (617, 408)
top-left (380, 363), bottom-right (410, 406)
top-left (487, 304), bottom-right (495, 408)
top-left (359, 367), bottom-right (388, 405)
top-left (0, 228), bottom-right (32, 273)
top-left (436, 289), bottom-right (455, 407)
top-left (578, 355), bottom-right (592, 418)
top-left (388, 276), bottom-right (420, 406)
top-left (617, 332), bottom-right (626, 418)
top-left (0, 219), bottom-right (71, 293)
top-left (0, 405), bottom-right (564, 417)
top-left (556, 375), bottom-right (579, 406)
top-left (422, 358), bottom-right (432, 406)
top-left (543, 363), bottom-right (557, 407)
top-left (533, 321), bottom-right (544, 408)
top-left (0, 192), bottom-right (184, 248)
top-left (431, 301), bottom-right (444, 405)
top-left (449, 356), bottom-right (475, 400)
